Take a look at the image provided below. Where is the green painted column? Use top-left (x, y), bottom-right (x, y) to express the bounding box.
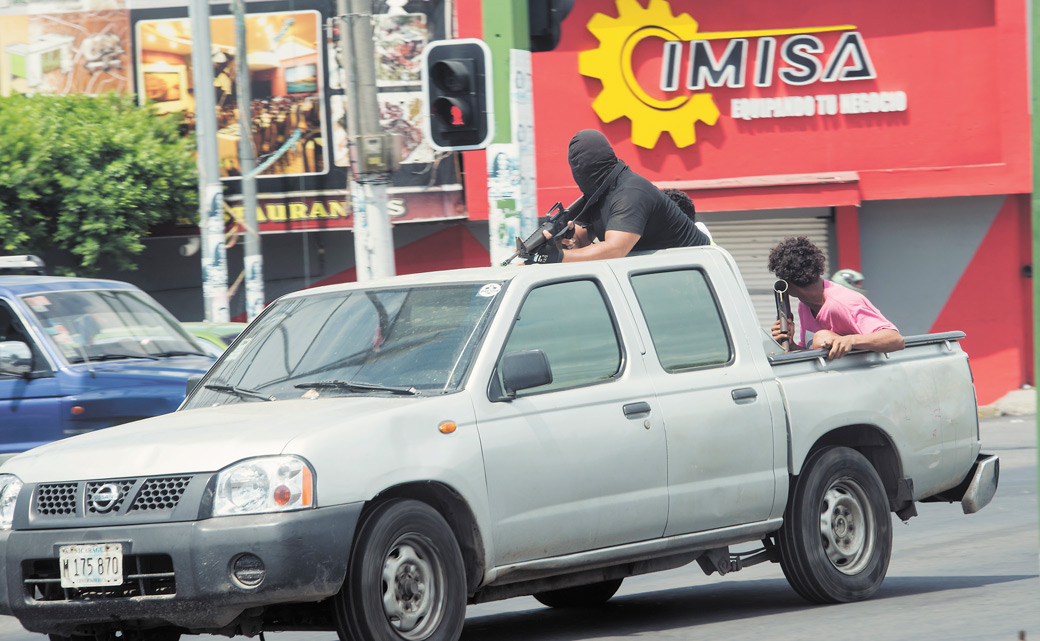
top-left (483, 0), bottom-right (530, 143)
top-left (1031, 0), bottom-right (1040, 547)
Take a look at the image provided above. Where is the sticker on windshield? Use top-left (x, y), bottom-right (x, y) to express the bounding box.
top-left (24, 295), bottom-right (50, 311)
top-left (478, 283), bottom-right (501, 298)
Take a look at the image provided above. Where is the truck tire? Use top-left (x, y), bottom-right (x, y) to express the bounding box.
top-left (777, 446), bottom-right (892, 603)
top-left (533, 578), bottom-right (624, 608)
top-left (333, 499), bottom-right (466, 641)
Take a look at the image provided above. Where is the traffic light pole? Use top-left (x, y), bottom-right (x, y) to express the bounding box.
top-left (188, 0), bottom-right (230, 322)
top-left (340, 0), bottom-right (395, 281)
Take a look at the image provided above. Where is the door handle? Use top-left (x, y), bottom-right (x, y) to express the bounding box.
top-left (623, 401), bottom-right (652, 417)
top-left (731, 387), bottom-right (758, 401)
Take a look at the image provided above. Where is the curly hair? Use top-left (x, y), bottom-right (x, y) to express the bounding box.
top-left (768, 236), bottom-right (826, 286)
top-left (661, 188), bottom-right (696, 222)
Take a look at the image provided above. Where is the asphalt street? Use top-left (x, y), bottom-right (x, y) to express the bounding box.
top-left (2, 415), bottom-right (1037, 641)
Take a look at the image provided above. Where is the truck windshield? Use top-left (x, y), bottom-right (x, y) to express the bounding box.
top-left (184, 281), bottom-right (503, 406)
top-left (20, 290), bottom-right (206, 363)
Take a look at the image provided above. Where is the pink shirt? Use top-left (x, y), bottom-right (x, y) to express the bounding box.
top-left (797, 281), bottom-right (898, 349)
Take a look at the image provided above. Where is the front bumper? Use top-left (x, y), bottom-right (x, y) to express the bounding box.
top-left (0, 502), bottom-right (363, 636)
top-left (961, 453), bottom-right (999, 514)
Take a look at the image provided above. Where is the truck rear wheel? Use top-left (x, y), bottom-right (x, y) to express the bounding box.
top-left (333, 499), bottom-right (466, 641)
top-left (777, 446), bottom-right (892, 603)
top-left (533, 578), bottom-right (624, 608)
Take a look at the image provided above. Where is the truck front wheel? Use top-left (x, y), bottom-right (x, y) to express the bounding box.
top-left (777, 446), bottom-right (892, 603)
top-left (333, 499), bottom-right (466, 641)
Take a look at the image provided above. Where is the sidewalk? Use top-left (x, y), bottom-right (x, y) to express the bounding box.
top-left (978, 387), bottom-right (1037, 417)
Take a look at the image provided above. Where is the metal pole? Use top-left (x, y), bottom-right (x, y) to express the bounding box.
top-left (188, 0), bottom-right (230, 322)
top-left (346, 0), bottom-right (395, 281)
top-left (231, 0), bottom-right (265, 320)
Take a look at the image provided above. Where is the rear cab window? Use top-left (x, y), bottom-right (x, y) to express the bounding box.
top-left (629, 269), bottom-right (733, 371)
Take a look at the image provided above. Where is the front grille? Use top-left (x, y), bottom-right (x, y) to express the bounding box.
top-left (85, 480), bottom-right (135, 515)
top-left (30, 475), bottom-right (200, 522)
top-left (36, 483), bottom-right (78, 515)
top-left (130, 477), bottom-right (191, 512)
top-left (23, 555), bottom-right (176, 601)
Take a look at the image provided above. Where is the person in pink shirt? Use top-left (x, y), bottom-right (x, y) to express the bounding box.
top-left (767, 236), bottom-right (904, 359)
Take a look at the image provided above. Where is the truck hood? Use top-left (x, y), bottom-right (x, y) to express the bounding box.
top-left (1, 396), bottom-right (427, 483)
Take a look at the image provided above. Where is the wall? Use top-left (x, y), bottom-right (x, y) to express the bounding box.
top-left (861, 195), bottom-right (1033, 404)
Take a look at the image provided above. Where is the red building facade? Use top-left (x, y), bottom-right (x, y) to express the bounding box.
top-left (455, 0), bottom-right (1032, 404)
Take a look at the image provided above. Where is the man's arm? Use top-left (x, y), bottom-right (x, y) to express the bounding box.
top-left (560, 229), bottom-right (640, 262)
top-left (539, 227), bottom-right (641, 262)
top-left (811, 328), bottom-right (905, 359)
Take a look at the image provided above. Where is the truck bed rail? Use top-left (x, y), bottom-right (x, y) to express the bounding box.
top-left (767, 331), bottom-right (966, 365)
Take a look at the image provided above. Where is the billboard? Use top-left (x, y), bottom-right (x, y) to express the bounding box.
top-left (0, 0), bottom-right (465, 233)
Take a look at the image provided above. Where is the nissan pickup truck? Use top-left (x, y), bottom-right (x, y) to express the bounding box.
top-left (0, 246), bottom-right (997, 641)
top-left (0, 275), bottom-right (215, 463)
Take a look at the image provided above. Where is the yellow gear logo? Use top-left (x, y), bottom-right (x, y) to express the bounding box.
top-left (580, 0), bottom-right (720, 148)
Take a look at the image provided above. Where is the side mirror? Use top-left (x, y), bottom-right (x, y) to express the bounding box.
top-left (0, 341), bottom-right (32, 377)
top-left (186, 373), bottom-right (204, 397)
top-left (501, 349), bottom-right (552, 396)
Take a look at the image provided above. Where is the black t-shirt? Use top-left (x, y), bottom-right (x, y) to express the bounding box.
top-left (583, 169), bottom-right (709, 251)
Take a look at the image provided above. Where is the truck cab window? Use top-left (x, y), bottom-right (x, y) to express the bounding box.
top-left (500, 279), bottom-right (621, 394)
top-left (630, 269), bottom-right (732, 371)
top-left (0, 300), bottom-right (48, 376)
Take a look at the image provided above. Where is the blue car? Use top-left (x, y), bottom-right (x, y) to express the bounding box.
top-left (0, 275), bottom-right (215, 462)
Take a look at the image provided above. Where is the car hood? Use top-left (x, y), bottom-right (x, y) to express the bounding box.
top-left (75, 355), bottom-right (215, 380)
top-left (1, 396), bottom-right (429, 483)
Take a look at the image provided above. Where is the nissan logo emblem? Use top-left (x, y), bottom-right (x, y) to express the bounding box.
top-left (90, 484), bottom-right (122, 513)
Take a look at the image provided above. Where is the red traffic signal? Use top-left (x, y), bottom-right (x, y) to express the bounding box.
top-left (421, 39), bottom-right (494, 151)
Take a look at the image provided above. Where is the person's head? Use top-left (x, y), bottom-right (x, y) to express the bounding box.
top-left (661, 188), bottom-right (696, 222)
top-left (768, 236), bottom-right (826, 287)
top-left (831, 268), bottom-right (866, 294)
top-left (568, 129), bottom-right (621, 196)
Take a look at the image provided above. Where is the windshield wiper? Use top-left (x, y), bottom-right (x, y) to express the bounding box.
top-left (294, 380), bottom-right (421, 396)
top-left (90, 353), bottom-right (160, 361)
top-left (151, 350), bottom-right (212, 358)
top-left (204, 384), bottom-right (275, 402)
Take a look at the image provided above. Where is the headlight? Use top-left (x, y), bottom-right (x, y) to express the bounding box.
top-left (212, 456), bottom-right (314, 517)
top-left (0, 474), bottom-right (23, 530)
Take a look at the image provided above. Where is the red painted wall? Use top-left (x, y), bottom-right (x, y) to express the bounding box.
top-left (929, 195), bottom-right (1033, 404)
top-left (455, 0), bottom-right (1030, 214)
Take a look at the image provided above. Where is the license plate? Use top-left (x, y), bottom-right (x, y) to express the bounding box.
top-left (59, 543), bottom-right (123, 588)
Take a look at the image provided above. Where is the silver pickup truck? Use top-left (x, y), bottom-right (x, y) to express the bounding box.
top-left (0, 246), bottom-right (997, 641)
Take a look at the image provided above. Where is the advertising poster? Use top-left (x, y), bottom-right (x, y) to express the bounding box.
top-left (136, 10), bottom-right (326, 178)
top-left (0, 9), bottom-right (130, 96)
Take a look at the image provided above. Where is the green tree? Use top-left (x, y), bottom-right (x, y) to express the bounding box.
top-left (0, 93), bottom-right (198, 275)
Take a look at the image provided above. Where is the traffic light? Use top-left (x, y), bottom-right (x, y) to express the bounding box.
top-left (421, 39), bottom-right (494, 151)
top-left (528, 0), bottom-right (575, 52)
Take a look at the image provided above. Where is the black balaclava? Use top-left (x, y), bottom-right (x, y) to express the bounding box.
top-left (568, 129), bottom-right (622, 196)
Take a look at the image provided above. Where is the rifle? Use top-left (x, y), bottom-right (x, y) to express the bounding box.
top-left (501, 196), bottom-right (586, 266)
top-left (774, 279), bottom-right (793, 352)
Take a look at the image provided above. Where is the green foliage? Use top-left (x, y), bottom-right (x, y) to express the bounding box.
top-left (0, 93), bottom-right (198, 275)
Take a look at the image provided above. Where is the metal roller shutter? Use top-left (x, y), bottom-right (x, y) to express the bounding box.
top-left (696, 208), bottom-right (833, 334)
